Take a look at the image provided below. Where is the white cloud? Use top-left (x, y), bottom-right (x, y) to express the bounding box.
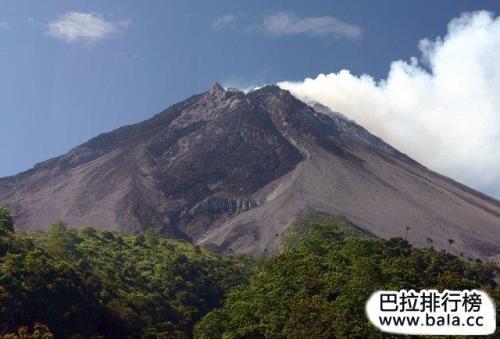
top-left (279, 11), bottom-right (500, 198)
top-left (212, 14), bottom-right (236, 30)
top-left (261, 12), bottom-right (361, 39)
top-left (47, 12), bottom-right (128, 44)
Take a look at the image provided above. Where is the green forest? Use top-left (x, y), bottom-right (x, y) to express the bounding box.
top-left (0, 207), bottom-right (498, 338)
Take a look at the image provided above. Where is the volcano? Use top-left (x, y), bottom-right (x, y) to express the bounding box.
top-left (1, 83), bottom-right (499, 260)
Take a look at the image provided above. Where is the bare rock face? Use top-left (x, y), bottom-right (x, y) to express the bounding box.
top-left (0, 83), bottom-right (302, 239)
top-left (1, 82), bottom-right (499, 260)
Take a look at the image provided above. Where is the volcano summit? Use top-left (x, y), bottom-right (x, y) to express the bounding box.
top-left (1, 83), bottom-right (499, 260)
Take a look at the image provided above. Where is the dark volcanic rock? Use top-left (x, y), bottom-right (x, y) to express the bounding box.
top-left (0, 83), bottom-right (302, 239)
top-left (1, 82), bottom-right (499, 260)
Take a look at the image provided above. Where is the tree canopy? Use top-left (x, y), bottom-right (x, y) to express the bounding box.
top-left (0, 214), bottom-right (251, 338)
top-left (0, 208), bottom-right (498, 338)
top-left (195, 212), bottom-right (500, 338)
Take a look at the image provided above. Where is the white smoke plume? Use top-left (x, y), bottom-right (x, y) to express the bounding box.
top-left (279, 11), bottom-right (500, 199)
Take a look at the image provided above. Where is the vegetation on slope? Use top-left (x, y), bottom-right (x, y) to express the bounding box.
top-left (0, 207), bottom-right (252, 338)
top-left (1, 207), bottom-right (498, 338)
top-left (280, 208), bottom-right (369, 250)
top-left (195, 210), bottom-right (500, 338)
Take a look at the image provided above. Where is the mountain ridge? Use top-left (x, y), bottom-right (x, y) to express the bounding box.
top-left (1, 83), bottom-right (499, 260)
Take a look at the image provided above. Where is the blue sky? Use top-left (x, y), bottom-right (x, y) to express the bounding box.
top-left (1, 1), bottom-right (500, 197)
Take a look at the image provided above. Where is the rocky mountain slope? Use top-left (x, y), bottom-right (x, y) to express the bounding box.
top-left (1, 83), bottom-right (499, 260)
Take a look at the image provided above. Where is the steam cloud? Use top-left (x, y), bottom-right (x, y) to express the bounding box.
top-left (279, 11), bottom-right (500, 199)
